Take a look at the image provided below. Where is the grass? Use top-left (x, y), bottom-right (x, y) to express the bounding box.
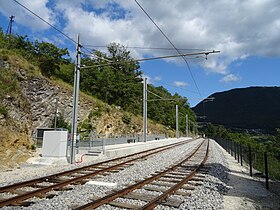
top-left (0, 104), bottom-right (8, 117)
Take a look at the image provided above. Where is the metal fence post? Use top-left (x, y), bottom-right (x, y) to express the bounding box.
top-left (264, 152), bottom-right (269, 190)
top-left (237, 142), bottom-right (240, 163)
top-left (234, 142), bottom-right (237, 160)
top-left (240, 143), bottom-right (243, 166)
top-left (231, 141), bottom-right (233, 156)
top-left (249, 146), bottom-right (252, 176)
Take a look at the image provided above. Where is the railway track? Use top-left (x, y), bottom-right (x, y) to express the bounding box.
top-left (73, 139), bottom-right (209, 209)
top-left (0, 139), bottom-right (193, 208)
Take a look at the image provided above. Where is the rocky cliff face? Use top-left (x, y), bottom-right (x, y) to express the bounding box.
top-left (20, 76), bottom-right (93, 133)
top-left (0, 54), bottom-right (174, 169)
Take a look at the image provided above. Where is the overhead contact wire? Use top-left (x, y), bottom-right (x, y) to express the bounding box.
top-left (134, 0), bottom-right (202, 97)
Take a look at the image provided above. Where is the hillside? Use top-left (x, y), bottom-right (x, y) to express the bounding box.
top-left (0, 50), bottom-right (175, 169)
top-left (0, 29), bottom-right (198, 169)
top-left (192, 87), bottom-right (280, 132)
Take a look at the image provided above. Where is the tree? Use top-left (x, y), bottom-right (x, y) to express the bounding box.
top-left (32, 41), bottom-right (70, 77)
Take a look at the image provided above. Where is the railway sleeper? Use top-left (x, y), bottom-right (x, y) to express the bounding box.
top-left (158, 178), bottom-right (181, 183)
top-left (191, 177), bottom-right (204, 182)
top-left (86, 195), bottom-right (142, 209)
top-left (53, 186), bottom-right (74, 191)
top-left (188, 180), bottom-right (204, 186)
top-left (169, 171), bottom-right (190, 176)
top-left (193, 174), bottom-right (206, 178)
top-left (149, 181), bottom-right (195, 191)
top-left (143, 185), bottom-right (191, 196)
top-left (163, 174), bottom-right (186, 179)
top-left (123, 192), bottom-right (183, 208)
top-left (45, 178), bottom-right (68, 183)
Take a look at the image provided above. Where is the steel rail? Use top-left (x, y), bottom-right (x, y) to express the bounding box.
top-left (73, 139), bottom-right (207, 210)
top-left (0, 140), bottom-right (188, 193)
top-left (0, 139), bottom-right (190, 207)
top-left (138, 139), bottom-right (209, 209)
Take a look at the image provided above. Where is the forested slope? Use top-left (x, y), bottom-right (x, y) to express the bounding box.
top-left (193, 87), bottom-right (280, 132)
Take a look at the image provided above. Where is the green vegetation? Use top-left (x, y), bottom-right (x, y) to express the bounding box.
top-left (0, 105), bottom-right (8, 117)
top-left (51, 114), bottom-right (71, 131)
top-left (0, 27), bottom-right (196, 134)
top-left (0, 30), bottom-right (70, 78)
top-left (122, 113), bottom-right (132, 124)
top-left (205, 124), bottom-right (280, 180)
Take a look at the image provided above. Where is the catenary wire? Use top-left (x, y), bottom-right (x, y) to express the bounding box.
top-left (134, 0), bottom-right (202, 97)
top-left (83, 45), bottom-right (209, 51)
top-left (12, 0), bottom-right (77, 44)
top-left (153, 80), bottom-right (202, 95)
top-left (12, 0), bottom-right (210, 99)
top-left (11, 0), bottom-right (108, 62)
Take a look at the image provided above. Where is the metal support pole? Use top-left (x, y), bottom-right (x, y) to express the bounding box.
top-left (176, 105), bottom-right (179, 139)
top-left (186, 114), bottom-right (188, 137)
top-left (143, 77), bottom-right (147, 142)
top-left (232, 141), bottom-right (234, 156)
top-left (249, 146), bottom-right (252, 176)
top-left (234, 142), bottom-right (237, 160)
top-left (264, 152), bottom-right (269, 190)
top-left (237, 142), bottom-right (240, 163)
top-left (54, 98), bottom-right (58, 130)
top-left (227, 140), bottom-right (230, 153)
top-left (240, 143), bottom-right (243, 166)
top-left (70, 34), bottom-right (81, 164)
top-left (6, 15), bottom-right (15, 35)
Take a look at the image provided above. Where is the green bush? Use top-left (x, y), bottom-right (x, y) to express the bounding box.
top-left (51, 114), bottom-right (70, 131)
top-left (89, 109), bottom-right (102, 118)
top-left (0, 105), bottom-right (8, 117)
top-left (122, 113), bottom-right (131, 124)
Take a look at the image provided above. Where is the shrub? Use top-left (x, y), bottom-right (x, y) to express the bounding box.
top-left (122, 113), bottom-right (131, 124)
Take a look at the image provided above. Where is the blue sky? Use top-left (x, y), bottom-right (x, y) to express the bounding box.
top-left (0, 0), bottom-right (279, 107)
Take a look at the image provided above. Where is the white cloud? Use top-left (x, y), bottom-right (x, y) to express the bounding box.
top-left (141, 75), bottom-right (163, 84)
top-left (0, 0), bottom-right (55, 31)
top-left (58, 0), bottom-right (279, 74)
top-left (154, 76), bottom-right (162, 81)
top-left (174, 81), bottom-right (188, 87)
top-left (0, 0), bottom-right (279, 75)
top-left (141, 74), bottom-right (152, 84)
top-left (220, 74), bottom-right (241, 83)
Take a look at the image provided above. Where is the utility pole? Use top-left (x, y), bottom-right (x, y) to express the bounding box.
top-left (70, 34), bottom-right (81, 164)
top-left (143, 77), bottom-right (147, 142)
top-left (176, 104), bottom-right (179, 139)
top-left (54, 98), bottom-right (58, 130)
top-left (6, 15), bottom-right (15, 35)
top-left (186, 114), bottom-right (188, 137)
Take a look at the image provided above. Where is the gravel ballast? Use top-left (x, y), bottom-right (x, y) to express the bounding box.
top-left (0, 138), bottom-right (278, 209)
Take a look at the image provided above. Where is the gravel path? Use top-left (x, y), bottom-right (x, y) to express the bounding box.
top-left (0, 138), bottom-right (279, 209)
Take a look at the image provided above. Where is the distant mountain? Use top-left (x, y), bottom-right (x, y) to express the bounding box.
top-left (192, 87), bottom-right (280, 132)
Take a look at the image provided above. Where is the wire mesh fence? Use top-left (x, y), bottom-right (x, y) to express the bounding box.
top-left (215, 138), bottom-right (280, 190)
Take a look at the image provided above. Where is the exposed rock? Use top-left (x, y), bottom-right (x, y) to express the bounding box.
top-left (0, 55), bottom-right (175, 169)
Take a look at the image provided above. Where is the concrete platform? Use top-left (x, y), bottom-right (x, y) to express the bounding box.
top-left (28, 137), bottom-right (192, 165)
top-left (102, 137), bottom-right (191, 157)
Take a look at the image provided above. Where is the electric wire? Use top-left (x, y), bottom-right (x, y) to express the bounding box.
top-left (12, 0), bottom-right (211, 101)
top-left (12, 0), bottom-right (77, 44)
top-left (153, 80), bottom-right (201, 95)
top-left (11, 0), bottom-right (109, 62)
top-left (147, 89), bottom-right (163, 99)
top-left (134, 0), bottom-right (202, 97)
top-left (83, 45), bottom-right (209, 51)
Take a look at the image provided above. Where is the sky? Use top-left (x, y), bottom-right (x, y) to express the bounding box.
top-left (0, 0), bottom-right (279, 107)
